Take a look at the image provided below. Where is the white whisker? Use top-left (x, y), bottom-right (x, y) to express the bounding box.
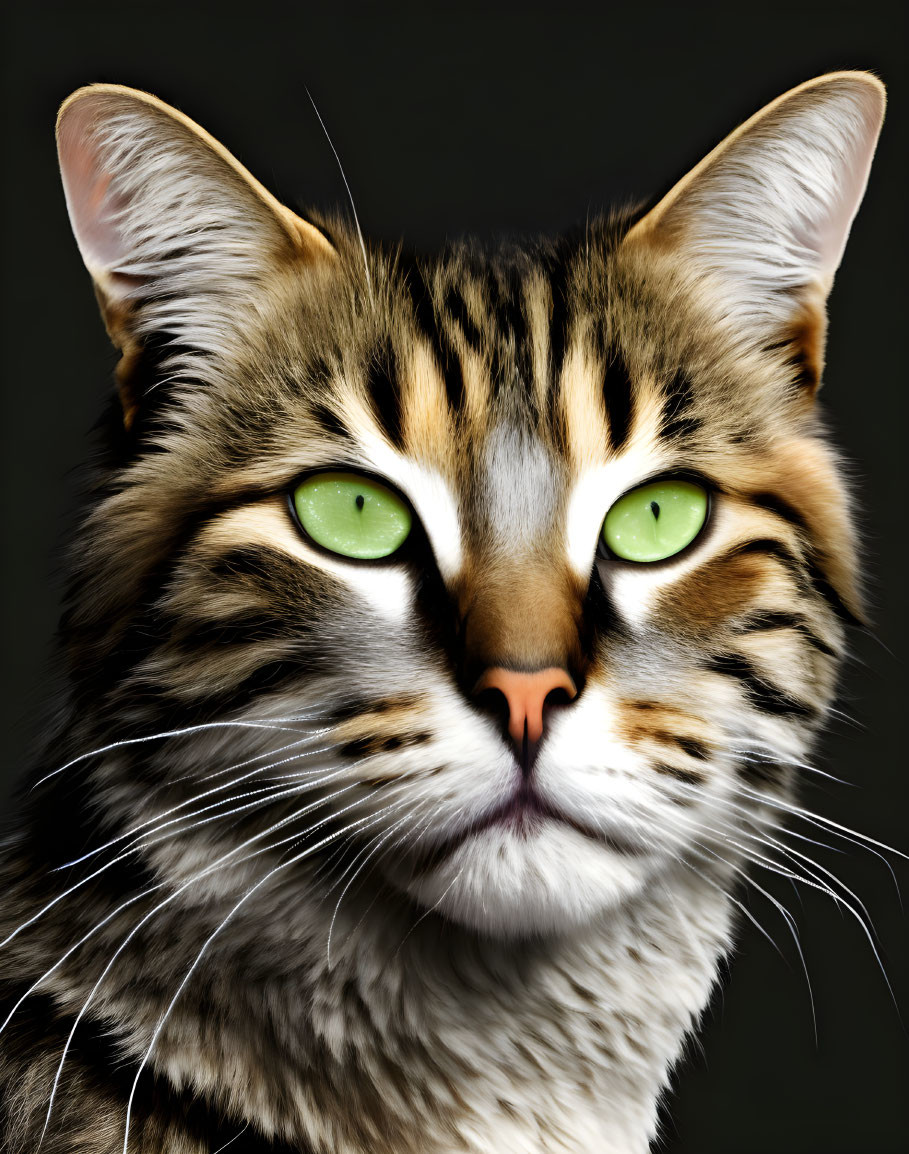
top-left (40, 789), bottom-right (404, 1140)
top-left (32, 716), bottom-right (323, 789)
top-left (305, 88), bottom-right (372, 304)
top-left (119, 805), bottom-right (397, 1153)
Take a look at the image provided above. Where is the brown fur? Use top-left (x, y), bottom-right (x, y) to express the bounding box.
top-left (0, 75), bottom-right (884, 1153)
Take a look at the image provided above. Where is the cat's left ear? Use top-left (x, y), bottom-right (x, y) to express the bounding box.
top-left (57, 85), bottom-right (338, 425)
top-left (622, 72), bottom-right (885, 393)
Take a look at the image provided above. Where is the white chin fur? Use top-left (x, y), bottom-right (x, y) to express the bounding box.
top-left (402, 824), bottom-right (650, 937)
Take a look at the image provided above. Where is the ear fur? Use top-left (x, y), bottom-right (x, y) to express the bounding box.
top-left (623, 72), bottom-right (885, 392)
top-left (56, 85), bottom-right (337, 424)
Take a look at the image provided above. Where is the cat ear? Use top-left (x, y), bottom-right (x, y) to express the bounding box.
top-left (623, 72), bottom-right (885, 392)
top-left (57, 84), bottom-right (337, 422)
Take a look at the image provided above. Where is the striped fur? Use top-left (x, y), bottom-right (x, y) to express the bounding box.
top-left (0, 74), bottom-right (885, 1153)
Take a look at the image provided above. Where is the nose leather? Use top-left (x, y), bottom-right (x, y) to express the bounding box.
top-left (473, 667), bottom-right (577, 744)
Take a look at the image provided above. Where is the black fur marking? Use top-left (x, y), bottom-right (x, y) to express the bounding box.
top-left (309, 402), bottom-right (350, 441)
top-left (340, 731), bottom-right (431, 759)
top-left (60, 483), bottom-right (291, 715)
top-left (763, 334), bottom-right (818, 391)
top-left (545, 243), bottom-right (573, 389)
top-left (208, 544), bottom-right (297, 584)
top-left (603, 351), bottom-right (634, 453)
top-left (168, 611), bottom-right (298, 651)
top-left (675, 737), bottom-right (710, 761)
top-left (486, 266), bottom-right (533, 400)
top-left (15, 758), bottom-right (157, 896)
top-left (660, 369), bottom-right (700, 441)
top-left (727, 538), bottom-right (809, 587)
top-left (112, 329), bottom-right (204, 458)
top-left (653, 763), bottom-right (705, 787)
top-left (401, 265), bottom-right (466, 416)
top-left (706, 653), bottom-right (816, 719)
top-left (584, 560), bottom-right (628, 649)
top-left (331, 695), bottom-right (423, 722)
top-left (735, 611), bottom-right (837, 657)
top-left (443, 285), bottom-right (485, 354)
top-left (438, 340), bottom-right (468, 418)
top-left (365, 355), bottom-right (404, 448)
top-left (750, 491), bottom-right (808, 531)
top-left (805, 558), bottom-right (863, 627)
top-left (190, 658), bottom-right (321, 715)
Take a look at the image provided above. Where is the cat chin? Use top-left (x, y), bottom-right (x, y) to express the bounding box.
top-left (397, 823), bottom-right (650, 937)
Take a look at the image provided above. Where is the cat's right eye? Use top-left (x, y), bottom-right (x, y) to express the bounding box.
top-left (291, 471), bottom-right (412, 560)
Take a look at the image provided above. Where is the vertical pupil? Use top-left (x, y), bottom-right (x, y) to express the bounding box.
top-left (355, 494), bottom-right (365, 510)
top-left (650, 500), bottom-right (660, 520)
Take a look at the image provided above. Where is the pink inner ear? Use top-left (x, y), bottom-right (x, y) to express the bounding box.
top-left (58, 97), bottom-right (132, 281)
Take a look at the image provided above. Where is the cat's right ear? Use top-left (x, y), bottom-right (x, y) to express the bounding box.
top-left (57, 85), bottom-right (337, 426)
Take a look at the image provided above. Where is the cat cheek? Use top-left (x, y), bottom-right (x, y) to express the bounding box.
top-left (300, 555), bottom-right (415, 624)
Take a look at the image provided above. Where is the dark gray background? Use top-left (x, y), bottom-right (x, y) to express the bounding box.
top-left (1, 2), bottom-right (906, 1151)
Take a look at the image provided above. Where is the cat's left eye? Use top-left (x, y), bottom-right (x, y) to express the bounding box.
top-left (602, 478), bottom-right (708, 563)
top-left (292, 472), bottom-right (412, 560)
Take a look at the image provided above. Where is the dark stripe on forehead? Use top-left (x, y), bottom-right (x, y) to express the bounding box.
top-left (660, 369), bottom-right (700, 441)
top-left (545, 243), bottom-right (573, 390)
top-left (443, 285), bottom-right (485, 355)
top-left (401, 268), bottom-right (466, 418)
top-left (365, 354), bottom-right (404, 448)
top-left (603, 351), bottom-right (634, 453)
top-left (310, 402), bottom-right (351, 441)
top-left (485, 267), bottom-right (523, 345)
top-left (437, 338), bottom-right (467, 418)
top-left (485, 266), bottom-right (533, 399)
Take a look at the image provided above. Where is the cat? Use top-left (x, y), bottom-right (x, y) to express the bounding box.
top-left (0, 72), bottom-right (886, 1153)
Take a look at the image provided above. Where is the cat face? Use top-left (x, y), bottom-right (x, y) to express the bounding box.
top-left (53, 76), bottom-right (883, 937)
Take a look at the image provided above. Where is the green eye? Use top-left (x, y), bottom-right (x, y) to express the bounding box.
top-left (292, 472), bottom-right (412, 560)
top-left (602, 478), bottom-right (708, 563)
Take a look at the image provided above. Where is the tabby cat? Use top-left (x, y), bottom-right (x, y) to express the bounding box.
top-left (0, 72), bottom-right (886, 1153)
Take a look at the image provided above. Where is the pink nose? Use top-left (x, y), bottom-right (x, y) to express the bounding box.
top-left (474, 667), bottom-right (577, 744)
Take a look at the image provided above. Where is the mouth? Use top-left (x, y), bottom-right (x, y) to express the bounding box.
top-left (410, 784), bottom-right (647, 874)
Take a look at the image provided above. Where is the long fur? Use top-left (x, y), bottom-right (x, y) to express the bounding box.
top-left (0, 73), bottom-right (885, 1153)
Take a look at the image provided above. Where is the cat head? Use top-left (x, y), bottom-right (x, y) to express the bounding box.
top-left (52, 75), bottom-right (883, 936)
